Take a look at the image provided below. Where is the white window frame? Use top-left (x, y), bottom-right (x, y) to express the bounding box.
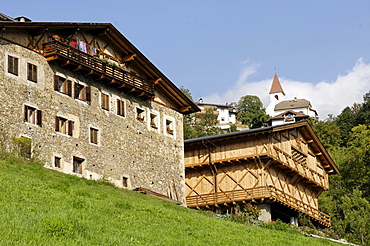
top-left (164, 117), bottom-right (176, 138)
top-left (149, 110), bottom-right (160, 132)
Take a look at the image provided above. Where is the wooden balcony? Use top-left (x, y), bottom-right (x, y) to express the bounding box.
top-left (42, 41), bottom-right (154, 98)
top-left (186, 186), bottom-right (331, 227)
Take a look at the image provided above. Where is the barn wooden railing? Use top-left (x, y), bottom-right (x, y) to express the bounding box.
top-left (186, 186), bottom-right (331, 227)
top-left (42, 41), bottom-right (154, 96)
top-left (270, 146), bottom-right (326, 188)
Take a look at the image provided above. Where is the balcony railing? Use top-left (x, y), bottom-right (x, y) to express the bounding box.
top-left (186, 186), bottom-right (331, 227)
top-left (42, 41), bottom-right (154, 96)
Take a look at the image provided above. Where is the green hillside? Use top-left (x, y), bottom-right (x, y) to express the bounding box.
top-left (0, 156), bottom-right (339, 246)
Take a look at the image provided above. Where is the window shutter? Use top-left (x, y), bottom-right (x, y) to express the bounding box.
top-left (8, 56), bottom-right (13, 74)
top-left (90, 128), bottom-right (94, 144)
top-left (24, 105), bottom-right (28, 122)
top-left (54, 75), bottom-right (59, 91)
top-left (117, 99), bottom-right (121, 115)
top-left (14, 58), bottom-right (18, 75)
top-left (33, 66), bottom-right (37, 82)
top-left (85, 86), bottom-right (91, 102)
top-left (27, 64), bottom-right (32, 81)
top-left (101, 93), bottom-right (106, 109)
top-left (55, 116), bottom-right (60, 131)
top-left (74, 83), bottom-right (79, 99)
top-left (66, 80), bottom-right (72, 96)
top-left (37, 110), bottom-right (42, 126)
top-left (68, 120), bottom-right (74, 136)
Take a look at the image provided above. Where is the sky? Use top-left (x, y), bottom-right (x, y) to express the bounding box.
top-left (3, 1), bottom-right (370, 119)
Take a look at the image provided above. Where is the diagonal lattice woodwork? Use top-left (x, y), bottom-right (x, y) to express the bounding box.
top-left (185, 122), bottom-right (339, 227)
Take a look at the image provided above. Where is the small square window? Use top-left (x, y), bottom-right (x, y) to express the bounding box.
top-left (27, 63), bottom-right (37, 82)
top-left (90, 127), bottom-right (99, 145)
top-left (54, 157), bottom-right (61, 168)
top-left (101, 93), bottom-right (109, 110)
top-left (8, 55), bottom-right (19, 76)
top-left (24, 105), bottom-right (42, 126)
top-left (73, 156), bottom-right (84, 174)
top-left (166, 119), bottom-right (174, 135)
top-left (136, 108), bottom-right (145, 122)
top-left (150, 113), bottom-right (158, 129)
top-left (117, 99), bottom-right (125, 117)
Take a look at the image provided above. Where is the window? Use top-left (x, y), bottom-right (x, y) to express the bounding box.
top-left (24, 105), bottom-right (42, 126)
top-left (55, 116), bottom-right (74, 136)
top-left (73, 156), bottom-right (84, 174)
top-left (8, 55), bottom-right (19, 76)
top-left (54, 75), bottom-right (72, 96)
top-left (136, 108), bottom-right (145, 122)
top-left (75, 83), bottom-right (91, 102)
top-left (101, 93), bottom-right (109, 110)
top-left (166, 119), bottom-right (174, 135)
top-left (122, 177), bottom-right (128, 187)
top-left (54, 157), bottom-right (61, 168)
top-left (27, 63), bottom-right (37, 82)
top-left (150, 113), bottom-right (158, 129)
top-left (90, 127), bottom-right (99, 145)
top-left (117, 99), bottom-right (125, 117)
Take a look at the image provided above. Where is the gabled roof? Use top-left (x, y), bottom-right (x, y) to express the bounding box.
top-left (185, 121), bottom-right (339, 174)
top-left (197, 102), bottom-right (235, 108)
top-left (269, 73), bottom-right (285, 95)
top-left (0, 13), bottom-right (15, 21)
top-left (268, 110), bottom-right (309, 120)
top-left (275, 99), bottom-right (311, 111)
top-left (0, 16), bottom-right (199, 114)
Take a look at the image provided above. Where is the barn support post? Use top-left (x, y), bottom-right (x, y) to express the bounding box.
top-left (290, 216), bottom-right (298, 226)
top-left (257, 204), bottom-right (271, 222)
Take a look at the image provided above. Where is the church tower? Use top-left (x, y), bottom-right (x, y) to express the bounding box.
top-left (266, 74), bottom-right (285, 116)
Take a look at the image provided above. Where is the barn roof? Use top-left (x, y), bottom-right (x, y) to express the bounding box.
top-left (185, 121), bottom-right (339, 174)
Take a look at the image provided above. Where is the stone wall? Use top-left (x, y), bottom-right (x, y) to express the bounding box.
top-left (0, 39), bottom-right (186, 204)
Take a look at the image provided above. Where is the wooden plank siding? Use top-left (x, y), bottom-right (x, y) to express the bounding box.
top-left (184, 121), bottom-right (338, 228)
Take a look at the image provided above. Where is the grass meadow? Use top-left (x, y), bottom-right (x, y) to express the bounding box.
top-left (0, 155), bottom-right (340, 245)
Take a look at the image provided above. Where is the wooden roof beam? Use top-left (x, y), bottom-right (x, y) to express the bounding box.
top-left (73, 65), bottom-right (82, 71)
top-left (123, 54), bottom-right (136, 62)
top-left (178, 106), bottom-right (191, 113)
top-left (150, 78), bottom-right (162, 85)
top-left (60, 60), bottom-right (70, 67)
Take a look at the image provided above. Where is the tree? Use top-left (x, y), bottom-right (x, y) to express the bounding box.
top-left (193, 108), bottom-right (223, 138)
top-left (235, 95), bottom-right (269, 128)
top-left (356, 91), bottom-right (370, 126)
top-left (180, 87), bottom-right (223, 139)
top-left (336, 104), bottom-right (361, 145)
top-left (307, 116), bottom-right (342, 149)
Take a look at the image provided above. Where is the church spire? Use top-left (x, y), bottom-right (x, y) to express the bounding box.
top-left (269, 73), bottom-right (285, 95)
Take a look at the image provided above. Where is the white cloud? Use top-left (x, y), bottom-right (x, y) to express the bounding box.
top-left (204, 58), bottom-right (370, 119)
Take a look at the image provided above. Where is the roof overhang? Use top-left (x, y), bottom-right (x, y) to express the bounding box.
top-left (0, 21), bottom-right (199, 114)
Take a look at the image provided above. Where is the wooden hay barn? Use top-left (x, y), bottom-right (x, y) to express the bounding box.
top-left (184, 121), bottom-right (339, 227)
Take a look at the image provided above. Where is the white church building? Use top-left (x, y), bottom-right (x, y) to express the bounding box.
top-left (266, 74), bottom-right (318, 126)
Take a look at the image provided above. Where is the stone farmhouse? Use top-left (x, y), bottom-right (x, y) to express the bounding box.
top-left (0, 13), bottom-right (199, 204)
top-left (184, 121), bottom-right (339, 227)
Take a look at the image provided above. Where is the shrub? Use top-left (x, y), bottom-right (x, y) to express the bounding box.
top-left (229, 204), bottom-right (261, 225)
top-left (262, 219), bottom-right (292, 231)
